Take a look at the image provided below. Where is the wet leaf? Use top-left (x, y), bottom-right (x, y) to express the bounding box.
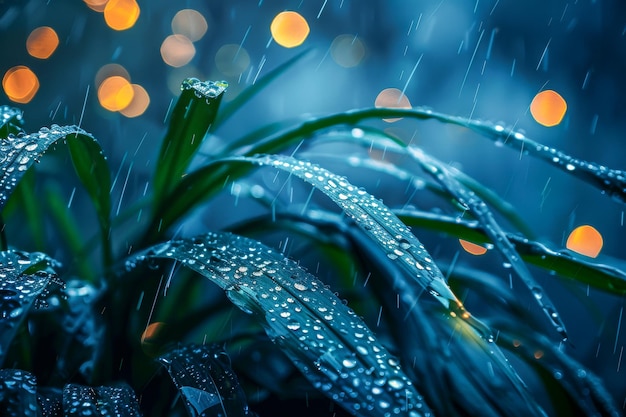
top-left (158, 344), bottom-right (255, 417)
top-left (0, 250), bottom-right (60, 366)
top-left (0, 125), bottom-right (112, 265)
top-left (62, 383), bottom-right (141, 416)
top-left (406, 146), bottom-right (568, 341)
top-left (152, 78), bottom-right (227, 205)
top-left (0, 369), bottom-right (38, 417)
top-left (129, 231), bottom-right (433, 417)
top-left (0, 105), bottom-right (24, 138)
top-left (396, 209), bottom-right (626, 295)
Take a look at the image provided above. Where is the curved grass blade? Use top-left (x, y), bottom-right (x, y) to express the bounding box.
top-left (406, 146), bottom-right (568, 341)
top-left (63, 383), bottom-right (141, 416)
top-left (396, 209), bottom-right (626, 295)
top-left (246, 106), bottom-right (626, 204)
top-left (152, 78), bottom-right (227, 205)
top-left (129, 231), bottom-right (433, 417)
top-left (0, 105), bottom-right (24, 138)
top-left (212, 49), bottom-right (312, 131)
top-left (0, 125), bottom-right (112, 266)
top-left (158, 344), bottom-right (255, 417)
top-left (0, 250), bottom-right (60, 366)
top-left (0, 369), bottom-right (38, 417)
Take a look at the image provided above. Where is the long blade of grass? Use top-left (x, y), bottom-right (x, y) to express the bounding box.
top-left (0, 125), bottom-right (112, 267)
top-left (245, 107), bottom-right (626, 204)
top-left (0, 250), bottom-right (60, 366)
top-left (158, 344), bottom-right (254, 417)
top-left (396, 209), bottom-right (626, 294)
top-left (128, 231), bottom-right (432, 417)
top-left (63, 383), bottom-right (142, 416)
top-left (2, 169), bottom-right (46, 251)
top-left (212, 49), bottom-right (312, 131)
top-left (407, 146), bottom-right (568, 341)
top-left (0, 369), bottom-right (39, 417)
top-left (152, 79), bottom-right (227, 205)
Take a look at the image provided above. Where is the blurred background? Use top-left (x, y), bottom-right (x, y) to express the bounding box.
top-left (1, 0), bottom-right (625, 409)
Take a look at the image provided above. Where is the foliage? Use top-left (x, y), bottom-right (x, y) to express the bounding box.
top-left (0, 56), bottom-right (624, 416)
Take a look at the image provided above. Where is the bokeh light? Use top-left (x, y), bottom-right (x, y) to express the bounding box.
top-left (215, 44), bottom-right (251, 76)
top-left (98, 75), bottom-right (134, 111)
top-left (95, 63), bottom-right (130, 88)
top-left (141, 322), bottom-right (166, 357)
top-left (566, 225), bottom-right (603, 258)
top-left (104, 0), bottom-right (140, 31)
top-left (83, 0), bottom-right (108, 12)
top-left (270, 11), bottom-right (309, 48)
top-left (26, 26), bottom-right (59, 59)
top-left (459, 239), bottom-right (488, 256)
top-left (2, 66), bottom-right (40, 104)
top-left (160, 34), bottom-right (196, 67)
top-left (120, 84), bottom-right (150, 117)
top-left (171, 9), bottom-right (208, 42)
top-left (330, 34), bottom-right (366, 68)
top-left (374, 88), bottom-right (412, 122)
top-left (530, 90), bottom-right (567, 127)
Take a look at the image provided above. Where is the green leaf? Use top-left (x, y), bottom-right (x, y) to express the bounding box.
top-left (129, 231), bottom-right (432, 417)
top-left (0, 105), bottom-right (24, 138)
top-left (152, 78), bottom-right (227, 205)
top-left (0, 250), bottom-right (60, 366)
top-left (212, 49), bottom-right (312, 131)
top-left (158, 344), bottom-right (255, 417)
top-left (396, 209), bottom-right (626, 295)
top-left (3, 169), bottom-right (45, 251)
top-left (0, 125), bottom-right (112, 267)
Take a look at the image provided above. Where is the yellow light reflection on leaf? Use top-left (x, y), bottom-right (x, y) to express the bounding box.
top-left (84, 0), bottom-right (108, 12)
top-left (120, 84), bottom-right (149, 117)
top-left (330, 34), bottom-right (365, 68)
top-left (104, 0), bottom-right (140, 31)
top-left (171, 9), bottom-right (208, 42)
top-left (530, 90), bottom-right (567, 127)
top-left (566, 225), bottom-right (603, 258)
top-left (26, 26), bottom-right (59, 59)
top-left (98, 75), bottom-right (134, 111)
top-left (459, 239), bottom-right (488, 256)
top-left (2, 66), bottom-right (40, 104)
top-left (141, 322), bottom-right (166, 357)
top-left (270, 11), bottom-right (309, 48)
top-left (374, 88), bottom-right (412, 122)
top-left (215, 44), bottom-right (250, 76)
top-left (160, 34), bottom-right (196, 67)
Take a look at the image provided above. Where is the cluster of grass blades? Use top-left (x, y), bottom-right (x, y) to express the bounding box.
top-left (0, 53), bottom-right (624, 416)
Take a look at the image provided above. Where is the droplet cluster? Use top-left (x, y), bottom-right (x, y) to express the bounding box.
top-left (130, 232), bottom-right (432, 416)
top-left (181, 78), bottom-right (228, 101)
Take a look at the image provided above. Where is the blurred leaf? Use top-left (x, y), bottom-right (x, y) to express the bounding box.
top-left (494, 322), bottom-right (621, 417)
top-left (0, 250), bottom-right (60, 366)
top-left (62, 383), bottom-right (141, 416)
top-left (0, 369), bottom-right (38, 417)
top-left (129, 231), bottom-right (432, 417)
top-left (152, 78), bottom-right (227, 205)
top-left (3, 169), bottom-right (45, 251)
top-left (158, 344), bottom-right (256, 417)
top-left (0, 105), bottom-right (24, 138)
top-left (212, 49), bottom-right (312, 131)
